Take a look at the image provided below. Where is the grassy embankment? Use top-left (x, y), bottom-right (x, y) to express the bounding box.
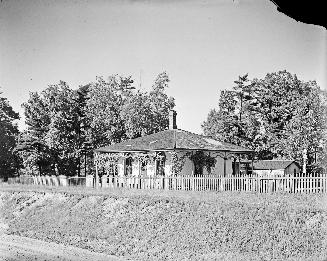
top-left (1, 184), bottom-right (327, 261)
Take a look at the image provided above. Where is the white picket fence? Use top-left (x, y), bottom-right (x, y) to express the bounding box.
top-left (7, 174), bottom-right (327, 193)
top-left (99, 174), bottom-right (327, 193)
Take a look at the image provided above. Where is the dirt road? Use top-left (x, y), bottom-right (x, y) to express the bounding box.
top-left (0, 234), bottom-right (127, 261)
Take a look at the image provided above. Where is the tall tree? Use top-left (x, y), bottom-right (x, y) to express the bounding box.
top-left (0, 91), bottom-right (20, 178)
top-left (121, 72), bottom-right (175, 138)
top-left (203, 74), bottom-right (262, 154)
top-left (86, 75), bottom-right (134, 147)
top-left (19, 73), bottom-right (176, 176)
top-left (14, 130), bottom-right (52, 175)
top-left (121, 90), bottom-right (153, 138)
top-left (20, 81), bottom-right (80, 176)
top-left (19, 90), bottom-right (53, 175)
top-left (203, 71), bottom-right (327, 172)
top-left (43, 81), bottom-right (80, 175)
top-left (149, 72), bottom-right (176, 132)
top-left (72, 84), bottom-right (91, 176)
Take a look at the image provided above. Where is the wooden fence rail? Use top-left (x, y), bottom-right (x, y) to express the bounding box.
top-left (6, 174), bottom-right (327, 194)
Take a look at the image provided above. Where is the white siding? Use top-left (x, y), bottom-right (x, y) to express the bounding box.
top-left (132, 160), bottom-right (140, 177)
top-left (203, 152), bottom-right (233, 177)
top-left (170, 151), bottom-right (234, 177)
top-left (180, 157), bottom-right (194, 176)
top-left (164, 153), bottom-right (173, 176)
top-left (253, 163), bottom-right (300, 177)
top-left (254, 169), bottom-right (284, 177)
top-left (115, 151), bottom-right (238, 177)
top-left (147, 162), bottom-right (156, 176)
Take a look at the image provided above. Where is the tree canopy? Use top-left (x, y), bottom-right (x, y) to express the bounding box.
top-left (202, 71), bottom-right (327, 173)
top-left (17, 72), bottom-right (175, 176)
top-left (0, 91), bottom-right (20, 178)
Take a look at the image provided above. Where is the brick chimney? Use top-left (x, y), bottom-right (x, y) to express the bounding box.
top-left (169, 110), bottom-right (177, 130)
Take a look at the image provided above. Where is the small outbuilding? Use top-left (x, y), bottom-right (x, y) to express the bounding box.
top-left (252, 160), bottom-right (301, 177)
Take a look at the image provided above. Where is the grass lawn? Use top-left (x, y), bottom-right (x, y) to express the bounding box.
top-left (1, 183), bottom-right (327, 261)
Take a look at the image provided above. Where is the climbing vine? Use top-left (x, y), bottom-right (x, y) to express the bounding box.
top-left (171, 151), bottom-right (190, 175)
top-left (95, 151), bottom-right (217, 176)
top-left (189, 151), bottom-right (216, 175)
top-left (95, 152), bottom-right (166, 168)
top-left (132, 152), bottom-right (165, 164)
top-left (94, 153), bottom-right (120, 167)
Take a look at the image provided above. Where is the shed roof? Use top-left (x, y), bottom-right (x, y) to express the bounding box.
top-left (253, 160), bottom-right (300, 170)
top-left (95, 129), bottom-right (253, 154)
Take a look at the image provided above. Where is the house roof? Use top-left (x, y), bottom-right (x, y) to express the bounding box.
top-left (252, 160), bottom-right (300, 170)
top-left (95, 129), bottom-right (253, 154)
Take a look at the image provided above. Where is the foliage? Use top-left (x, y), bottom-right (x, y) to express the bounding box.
top-left (148, 72), bottom-right (176, 132)
top-left (14, 131), bottom-right (53, 175)
top-left (19, 81), bottom-right (83, 176)
top-left (203, 71), bottom-right (327, 172)
top-left (86, 75), bottom-right (133, 147)
top-left (171, 150), bottom-right (217, 176)
top-left (171, 151), bottom-right (188, 175)
top-left (121, 72), bottom-right (175, 139)
top-left (72, 84), bottom-right (92, 176)
top-left (120, 90), bottom-right (153, 139)
top-left (19, 73), bottom-right (175, 176)
top-left (0, 91), bottom-right (20, 177)
top-left (189, 151), bottom-right (217, 175)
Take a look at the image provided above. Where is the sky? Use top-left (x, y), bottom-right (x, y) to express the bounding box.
top-left (0, 0), bottom-right (326, 134)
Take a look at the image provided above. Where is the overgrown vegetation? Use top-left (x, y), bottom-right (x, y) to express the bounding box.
top-left (1, 186), bottom-right (327, 261)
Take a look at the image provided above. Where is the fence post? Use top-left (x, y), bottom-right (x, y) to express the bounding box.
top-left (85, 175), bottom-right (94, 187)
top-left (220, 177), bottom-right (225, 191)
top-left (59, 175), bottom-right (68, 186)
top-left (32, 176), bottom-right (37, 185)
top-left (101, 175), bottom-right (108, 188)
top-left (51, 175), bottom-right (59, 186)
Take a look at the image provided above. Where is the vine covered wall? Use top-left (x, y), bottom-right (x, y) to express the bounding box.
top-left (94, 150), bottom-right (234, 177)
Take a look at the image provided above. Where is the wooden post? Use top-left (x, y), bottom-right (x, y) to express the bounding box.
top-left (223, 152), bottom-right (227, 177)
top-left (138, 158), bottom-right (141, 177)
top-left (251, 153), bottom-right (254, 176)
top-left (95, 159), bottom-right (99, 188)
top-left (303, 148), bottom-right (307, 175)
top-left (233, 157), bottom-right (236, 176)
top-left (154, 157), bottom-right (157, 177)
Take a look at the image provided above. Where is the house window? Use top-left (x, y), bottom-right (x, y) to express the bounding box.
top-left (141, 161), bottom-right (148, 176)
top-left (125, 157), bottom-right (133, 176)
top-left (156, 159), bottom-right (165, 176)
top-left (232, 161), bottom-right (238, 176)
top-left (140, 161), bottom-right (147, 171)
top-left (108, 163), bottom-right (118, 176)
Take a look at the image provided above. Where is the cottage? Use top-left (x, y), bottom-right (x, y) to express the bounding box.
top-left (94, 111), bottom-right (253, 185)
top-left (252, 160), bottom-right (301, 177)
